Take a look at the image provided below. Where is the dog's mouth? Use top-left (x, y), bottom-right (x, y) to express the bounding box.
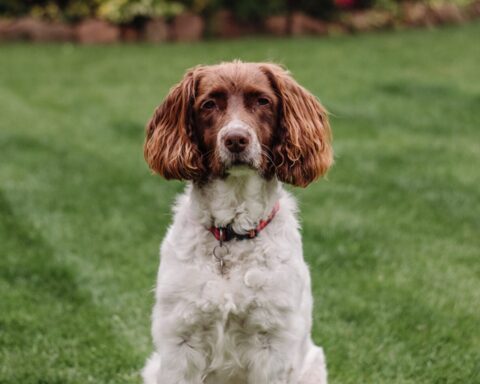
top-left (220, 155), bottom-right (260, 179)
top-left (226, 155), bottom-right (258, 170)
top-left (222, 151), bottom-right (258, 168)
top-left (232, 157), bottom-right (252, 167)
top-left (226, 164), bottom-right (258, 177)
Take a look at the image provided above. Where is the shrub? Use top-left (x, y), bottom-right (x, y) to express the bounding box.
top-left (30, 1), bottom-right (96, 21)
top-left (175, 0), bottom-right (285, 22)
top-left (222, 0), bottom-right (285, 22)
top-left (0, 0), bottom-right (476, 24)
top-left (96, 0), bottom-right (184, 23)
top-left (293, 0), bottom-right (337, 19)
top-left (0, 0), bottom-right (98, 21)
top-left (0, 0), bottom-right (30, 17)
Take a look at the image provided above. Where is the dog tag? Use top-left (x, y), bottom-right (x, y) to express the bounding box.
top-left (213, 245), bottom-right (229, 274)
top-left (213, 245), bottom-right (228, 259)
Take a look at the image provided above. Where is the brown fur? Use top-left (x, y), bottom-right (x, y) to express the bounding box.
top-left (260, 63), bottom-right (333, 187)
top-left (144, 61), bottom-right (333, 187)
top-left (144, 68), bottom-right (205, 180)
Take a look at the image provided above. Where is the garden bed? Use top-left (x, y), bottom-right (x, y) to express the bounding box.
top-left (0, 0), bottom-right (479, 43)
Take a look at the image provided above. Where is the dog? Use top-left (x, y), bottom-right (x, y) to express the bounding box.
top-left (142, 61), bottom-right (333, 384)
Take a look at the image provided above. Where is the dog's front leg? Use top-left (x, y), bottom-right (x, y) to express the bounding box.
top-left (156, 340), bottom-right (207, 384)
top-left (245, 334), bottom-right (297, 384)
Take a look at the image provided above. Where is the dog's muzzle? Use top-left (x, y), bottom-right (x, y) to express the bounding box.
top-left (218, 120), bottom-right (261, 168)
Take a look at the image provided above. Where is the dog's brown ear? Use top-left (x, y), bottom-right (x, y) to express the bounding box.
top-left (144, 67), bottom-right (205, 181)
top-left (260, 63), bottom-right (333, 187)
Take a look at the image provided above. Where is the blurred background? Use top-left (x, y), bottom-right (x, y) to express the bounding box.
top-left (0, 0), bottom-right (480, 41)
top-left (1, 1), bottom-right (479, 384)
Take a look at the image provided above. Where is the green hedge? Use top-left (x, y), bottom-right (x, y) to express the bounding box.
top-left (0, 0), bottom-right (472, 23)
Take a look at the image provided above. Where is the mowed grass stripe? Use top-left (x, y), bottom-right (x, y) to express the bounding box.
top-left (0, 191), bottom-right (142, 383)
top-left (0, 125), bottom-right (169, 351)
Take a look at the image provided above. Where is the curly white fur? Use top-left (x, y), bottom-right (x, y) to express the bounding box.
top-left (142, 170), bottom-right (327, 384)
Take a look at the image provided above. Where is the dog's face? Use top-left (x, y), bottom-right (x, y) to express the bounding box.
top-left (193, 63), bottom-right (278, 178)
top-left (145, 61), bottom-right (333, 187)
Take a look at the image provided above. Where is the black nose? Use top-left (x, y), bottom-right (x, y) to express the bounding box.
top-left (224, 132), bottom-right (250, 153)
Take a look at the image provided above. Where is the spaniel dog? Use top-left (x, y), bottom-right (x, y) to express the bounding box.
top-left (142, 61), bottom-right (333, 384)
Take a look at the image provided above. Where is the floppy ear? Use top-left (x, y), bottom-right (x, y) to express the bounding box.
top-left (260, 64), bottom-right (333, 187)
top-left (144, 68), bottom-right (205, 180)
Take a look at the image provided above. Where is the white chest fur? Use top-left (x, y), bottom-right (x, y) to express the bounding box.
top-left (143, 172), bottom-right (326, 384)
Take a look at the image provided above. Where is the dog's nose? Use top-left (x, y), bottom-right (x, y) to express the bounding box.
top-left (224, 131), bottom-right (250, 153)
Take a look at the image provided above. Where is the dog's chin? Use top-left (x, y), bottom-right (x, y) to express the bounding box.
top-left (214, 150), bottom-right (265, 179)
top-left (227, 164), bottom-right (257, 177)
top-left (222, 157), bottom-right (260, 178)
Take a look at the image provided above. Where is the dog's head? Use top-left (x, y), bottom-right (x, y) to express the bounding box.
top-left (144, 61), bottom-right (333, 187)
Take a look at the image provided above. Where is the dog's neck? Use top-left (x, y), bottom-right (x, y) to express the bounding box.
top-left (190, 167), bottom-right (281, 234)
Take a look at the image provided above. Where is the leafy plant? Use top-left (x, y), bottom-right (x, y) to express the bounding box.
top-left (96, 0), bottom-right (184, 23)
top-left (291, 0), bottom-right (337, 19)
top-left (224, 0), bottom-right (285, 22)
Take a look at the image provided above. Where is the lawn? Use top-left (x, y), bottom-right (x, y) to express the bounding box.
top-left (1, 23), bottom-right (479, 384)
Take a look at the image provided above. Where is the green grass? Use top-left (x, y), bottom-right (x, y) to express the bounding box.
top-left (1, 23), bottom-right (479, 384)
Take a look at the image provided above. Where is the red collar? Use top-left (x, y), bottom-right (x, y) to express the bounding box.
top-left (209, 201), bottom-right (280, 243)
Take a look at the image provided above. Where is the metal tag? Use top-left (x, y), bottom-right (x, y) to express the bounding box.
top-left (213, 245), bottom-right (229, 274)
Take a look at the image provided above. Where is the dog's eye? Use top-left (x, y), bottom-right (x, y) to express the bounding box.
top-left (257, 97), bottom-right (270, 106)
top-left (201, 100), bottom-right (217, 110)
